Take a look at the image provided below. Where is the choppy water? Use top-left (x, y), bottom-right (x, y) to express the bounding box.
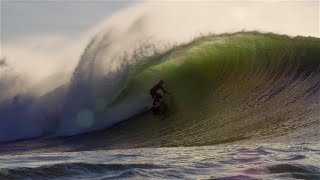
top-left (1, 142), bottom-right (319, 180)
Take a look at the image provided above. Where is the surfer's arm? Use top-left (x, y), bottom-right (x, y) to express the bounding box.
top-left (161, 87), bottom-right (170, 94)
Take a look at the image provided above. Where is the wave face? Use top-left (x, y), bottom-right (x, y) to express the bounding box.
top-left (36, 32), bottom-right (319, 150)
top-left (64, 32), bottom-right (320, 149)
top-left (0, 32), bottom-right (319, 145)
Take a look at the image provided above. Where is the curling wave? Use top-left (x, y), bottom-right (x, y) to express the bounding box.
top-left (0, 32), bottom-right (319, 145)
top-left (55, 32), bottom-right (320, 149)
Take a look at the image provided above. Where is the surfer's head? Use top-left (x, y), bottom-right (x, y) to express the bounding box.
top-left (159, 80), bottom-right (164, 84)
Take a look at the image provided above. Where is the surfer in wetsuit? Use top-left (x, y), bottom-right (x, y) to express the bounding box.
top-left (150, 80), bottom-right (169, 105)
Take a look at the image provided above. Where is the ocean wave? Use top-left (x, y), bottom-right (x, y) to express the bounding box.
top-left (0, 32), bottom-right (319, 145)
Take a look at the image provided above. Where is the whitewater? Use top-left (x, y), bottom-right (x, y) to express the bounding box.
top-left (0, 1), bottom-right (319, 179)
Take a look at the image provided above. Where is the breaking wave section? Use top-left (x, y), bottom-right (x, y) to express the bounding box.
top-left (0, 32), bottom-right (319, 144)
top-left (58, 32), bottom-right (320, 149)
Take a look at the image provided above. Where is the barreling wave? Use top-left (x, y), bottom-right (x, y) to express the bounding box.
top-left (0, 31), bottom-right (319, 146)
top-left (68, 31), bottom-right (320, 149)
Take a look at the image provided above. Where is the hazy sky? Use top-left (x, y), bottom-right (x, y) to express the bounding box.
top-left (1, 0), bottom-right (319, 43)
top-left (1, 0), bottom-right (137, 42)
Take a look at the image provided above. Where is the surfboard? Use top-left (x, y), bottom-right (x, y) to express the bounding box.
top-left (151, 101), bottom-right (168, 115)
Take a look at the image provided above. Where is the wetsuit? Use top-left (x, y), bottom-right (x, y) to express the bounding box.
top-left (150, 82), bottom-right (168, 105)
top-left (150, 83), bottom-right (164, 98)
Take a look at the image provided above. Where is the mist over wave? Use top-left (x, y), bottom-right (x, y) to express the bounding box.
top-left (0, 1), bottom-right (319, 142)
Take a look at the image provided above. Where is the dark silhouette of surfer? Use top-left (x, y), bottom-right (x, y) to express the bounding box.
top-left (150, 80), bottom-right (169, 106)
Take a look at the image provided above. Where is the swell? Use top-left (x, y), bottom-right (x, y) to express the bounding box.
top-left (72, 32), bottom-right (320, 149)
top-left (0, 32), bottom-right (319, 145)
top-left (24, 32), bottom-right (319, 151)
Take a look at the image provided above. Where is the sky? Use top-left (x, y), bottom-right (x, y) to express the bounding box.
top-left (1, 0), bottom-right (137, 42)
top-left (1, 0), bottom-right (319, 43)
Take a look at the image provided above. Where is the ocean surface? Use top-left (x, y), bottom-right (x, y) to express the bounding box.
top-left (1, 141), bottom-right (319, 179)
top-left (1, 32), bottom-right (320, 179)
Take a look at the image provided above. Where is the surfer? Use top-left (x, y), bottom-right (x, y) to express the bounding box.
top-left (150, 80), bottom-right (170, 105)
